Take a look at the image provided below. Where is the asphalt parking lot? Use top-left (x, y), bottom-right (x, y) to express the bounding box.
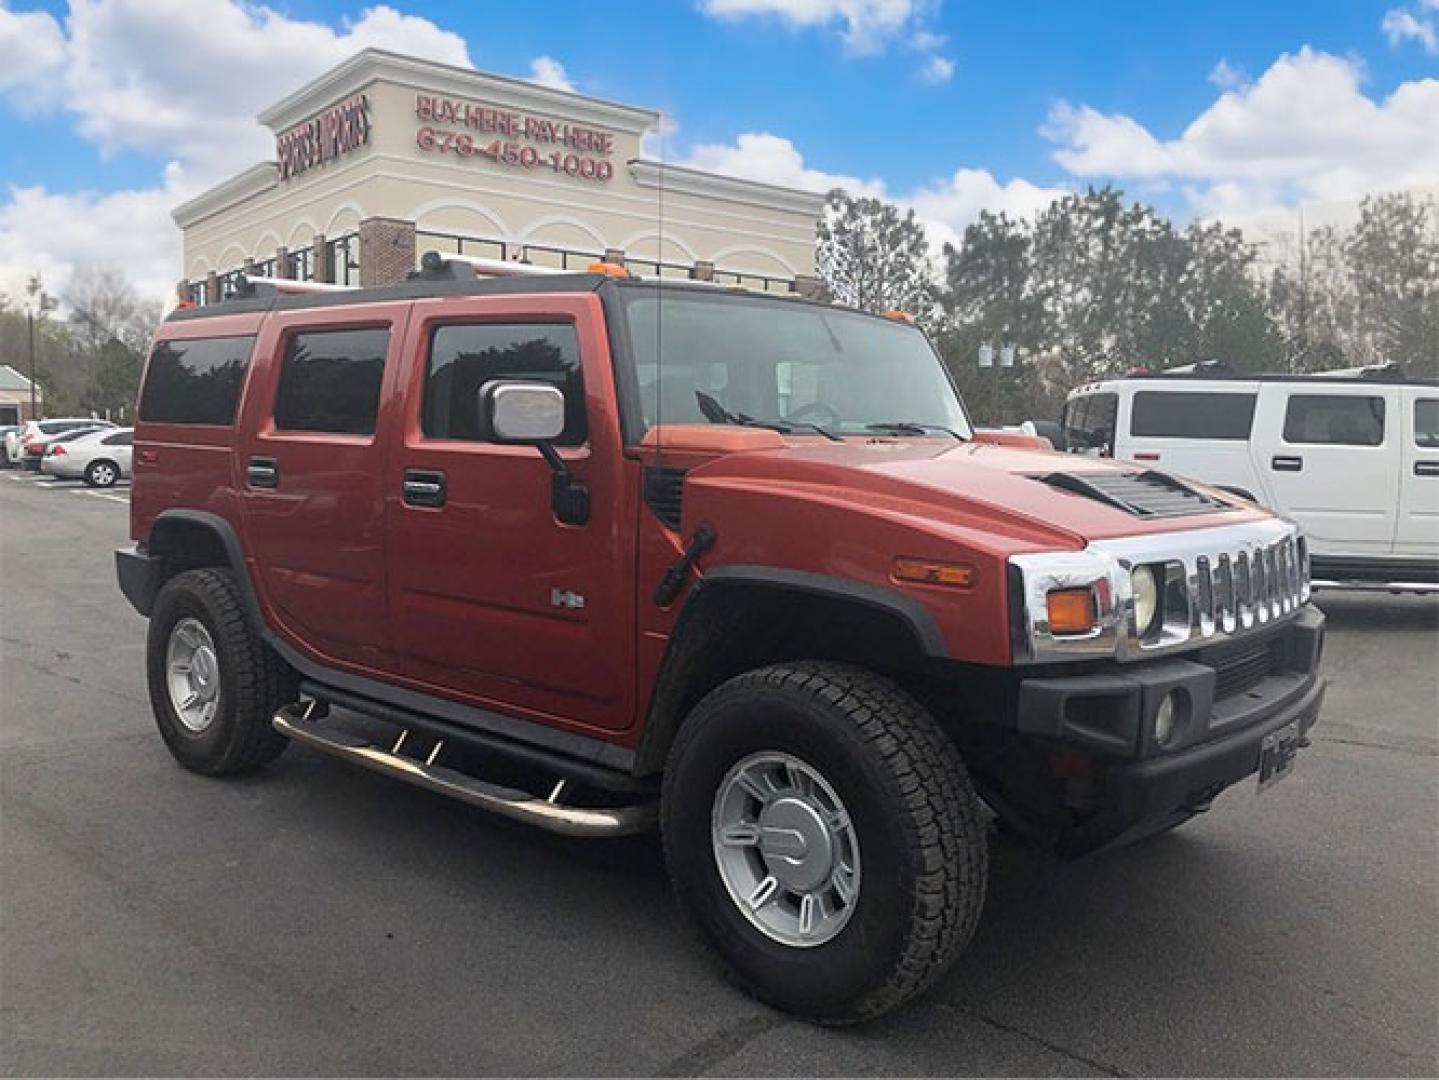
top-left (2, 469), bottom-right (1436, 1077)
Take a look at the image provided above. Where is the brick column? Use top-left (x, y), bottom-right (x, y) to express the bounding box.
top-left (359, 217), bottom-right (417, 287)
top-left (242, 257), bottom-right (257, 277)
top-left (312, 233), bottom-right (332, 284)
top-left (603, 247), bottom-right (625, 267)
top-left (690, 261), bottom-right (714, 282)
top-left (205, 270), bottom-right (220, 305)
top-left (274, 246), bottom-right (291, 280)
top-left (791, 274), bottom-right (821, 298)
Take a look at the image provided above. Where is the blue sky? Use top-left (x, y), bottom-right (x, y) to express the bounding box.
top-left (1, 0), bottom-right (1436, 299)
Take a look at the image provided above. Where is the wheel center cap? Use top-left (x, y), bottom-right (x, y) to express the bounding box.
top-left (758, 797), bottom-right (833, 893)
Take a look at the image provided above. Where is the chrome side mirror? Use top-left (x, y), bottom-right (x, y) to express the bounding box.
top-left (481, 380), bottom-right (566, 443)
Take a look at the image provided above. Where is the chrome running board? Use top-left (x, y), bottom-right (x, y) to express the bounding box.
top-left (1312, 579), bottom-right (1439, 594)
top-left (272, 704), bottom-right (656, 838)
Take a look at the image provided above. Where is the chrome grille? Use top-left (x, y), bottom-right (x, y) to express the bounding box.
top-left (1011, 517), bottom-right (1311, 664)
top-left (1129, 528), bottom-right (1309, 653)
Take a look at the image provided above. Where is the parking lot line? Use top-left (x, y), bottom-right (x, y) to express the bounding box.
top-left (75, 489), bottom-right (130, 504)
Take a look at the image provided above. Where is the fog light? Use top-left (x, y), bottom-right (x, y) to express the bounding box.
top-left (1153, 691), bottom-right (1183, 748)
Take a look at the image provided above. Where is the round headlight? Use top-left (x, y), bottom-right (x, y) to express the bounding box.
top-left (1131, 565), bottom-right (1160, 634)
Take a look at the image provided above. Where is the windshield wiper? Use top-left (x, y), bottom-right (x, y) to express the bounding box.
top-left (865, 421), bottom-right (966, 440)
top-left (695, 391), bottom-right (843, 442)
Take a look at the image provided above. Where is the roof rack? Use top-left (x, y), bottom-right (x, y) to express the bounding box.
top-left (233, 274), bottom-right (356, 297)
top-left (416, 251), bottom-right (575, 280)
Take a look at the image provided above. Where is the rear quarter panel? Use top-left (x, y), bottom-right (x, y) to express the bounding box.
top-left (130, 312), bottom-right (268, 547)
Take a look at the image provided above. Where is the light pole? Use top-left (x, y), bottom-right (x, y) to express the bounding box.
top-left (24, 275), bottom-right (57, 420)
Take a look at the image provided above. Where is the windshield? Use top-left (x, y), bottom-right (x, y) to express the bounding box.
top-left (621, 288), bottom-right (972, 439)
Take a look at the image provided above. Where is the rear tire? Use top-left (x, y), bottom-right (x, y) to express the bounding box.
top-left (147, 568), bottom-right (296, 775)
top-left (662, 662), bottom-right (988, 1024)
top-left (85, 459), bottom-right (119, 487)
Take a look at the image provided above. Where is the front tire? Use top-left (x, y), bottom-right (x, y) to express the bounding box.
top-left (146, 568), bottom-right (296, 775)
top-left (662, 662), bottom-right (988, 1024)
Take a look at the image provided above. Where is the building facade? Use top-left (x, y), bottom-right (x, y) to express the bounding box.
top-left (0, 364), bottom-right (42, 424)
top-left (174, 50), bottom-right (825, 303)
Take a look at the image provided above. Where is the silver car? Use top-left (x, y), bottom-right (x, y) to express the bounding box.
top-left (41, 427), bottom-right (133, 487)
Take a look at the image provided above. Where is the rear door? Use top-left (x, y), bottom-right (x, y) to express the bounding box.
top-left (1395, 389), bottom-right (1439, 557)
top-left (1121, 386), bottom-right (1263, 498)
top-left (384, 292), bottom-right (638, 735)
top-left (235, 303), bottom-right (410, 675)
top-left (1255, 385), bottom-right (1400, 556)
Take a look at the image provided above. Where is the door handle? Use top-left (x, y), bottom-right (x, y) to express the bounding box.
top-left (1271, 455), bottom-right (1303, 472)
top-left (1416, 461), bottom-right (1439, 477)
top-left (247, 456), bottom-right (279, 488)
top-left (402, 468), bottom-right (446, 507)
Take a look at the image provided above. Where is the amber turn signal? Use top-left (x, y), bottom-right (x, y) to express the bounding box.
top-left (884, 308), bottom-right (914, 322)
top-left (1046, 588), bottom-right (1097, 635)
top-left (893, 558), bottom-right (975, 588)
top-left (587, 261), bottom-right (630, 277)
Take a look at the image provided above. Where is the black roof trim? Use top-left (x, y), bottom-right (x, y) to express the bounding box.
top-left (1079, 372), bottom-right (1439, 390)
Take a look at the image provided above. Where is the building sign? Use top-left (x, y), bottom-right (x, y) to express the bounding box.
top-left (414, 94), bottom-right (615, 183)
top-left (276, 94), bottom-right (371, 180)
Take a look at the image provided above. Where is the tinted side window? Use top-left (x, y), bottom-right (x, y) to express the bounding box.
top-left (1131, 391), bottom-right (1256, 439)
top-left (1283, 395), bottom-right (1385, 446)
top-left (423, 323), bottom-right (586, 445)
top-left (274, 328), bottom-right (389, 435)
top-left (1415, 399), bottom-right (1439, 449)
top-left (1062, 393), bottom-right (1117, 453)
top-left (103, 431), bottom-right (133, 446)
top-left (140, 336), bottom-right (255, 425)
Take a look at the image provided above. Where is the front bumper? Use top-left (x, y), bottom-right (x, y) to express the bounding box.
top-left (1015, 604), bottom-right (1325, 855)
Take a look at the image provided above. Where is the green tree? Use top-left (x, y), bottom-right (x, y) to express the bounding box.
top-left (1344, 193), bottom-right (1439, 378)
top-left (816, 189), bottom-right (936, 319)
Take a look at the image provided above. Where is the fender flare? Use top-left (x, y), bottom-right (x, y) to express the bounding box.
top-left (144, 509), bottom-right (266, 628)
top-left (633, 565), bottom-right (949, 773)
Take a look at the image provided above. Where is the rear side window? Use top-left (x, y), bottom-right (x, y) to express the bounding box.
top-left (1131, 391), bottom-right (1256, 439)
top-left (103, 431), bottom-right (133, 446)
top-left (1062, 392), bottom-right (1117, 453)
top-left (140, 336), bottom-right (255, 425)
top-left (423, 323), bottom-right (586, 445)
top-left (1415, 399), bottom-right (1439, 448)
top-left (1283, 395), bottom-right (1385, 446)
top-left (274, 328), bottom-right (389, 435)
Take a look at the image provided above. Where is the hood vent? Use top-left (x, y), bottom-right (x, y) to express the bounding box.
top-left (1035, 469), bottom-right (1234, 519)
top-left (644, 466), bottom-right (687, 530)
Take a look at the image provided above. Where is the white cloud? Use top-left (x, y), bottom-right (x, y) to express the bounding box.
top-left (528, 55), bottom-right (575, 92)
top-left (698, 0), bottom-right (926, 54)
top-left (681, 132), bottom-right (887, 198)
top-left (1208, 59), bottom-right (1248, 90)
top-left (1382, 5), bottom-right (1439, 53)
top-left (0, 4), bottom-right (66, 106)
top-left (0, 0), bottom-right (476, 302)
top-left (675, 132), bottom-right (1064, 252)
top-left (1043, 47), bottom-right (1439, 218)
top-left (697, 0), bottom-right (953, 82)
top-left (917, 54), bottom-right (954, 84)
top-left (0, 168), bottom-right (194, 305)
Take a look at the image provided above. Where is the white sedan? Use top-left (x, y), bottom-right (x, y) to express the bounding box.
top-left (41, 427), bottom-right (133, 487)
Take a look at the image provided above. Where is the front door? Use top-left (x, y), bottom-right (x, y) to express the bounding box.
top-left (1254, 385), bottom-right (1400, 557)
top-left (1395, 388), bottom-right (1439, 557)
top-left (236, 304), bottom-right (410, 674)
top-left (384, 294), bottom-right (638, 735)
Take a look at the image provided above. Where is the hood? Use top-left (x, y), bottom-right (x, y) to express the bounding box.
top-left (684, 436), bottom-right (1270, 550)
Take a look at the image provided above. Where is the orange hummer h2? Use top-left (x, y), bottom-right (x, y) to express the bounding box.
top-left (116, 255), bottom-right (1326, 1022)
